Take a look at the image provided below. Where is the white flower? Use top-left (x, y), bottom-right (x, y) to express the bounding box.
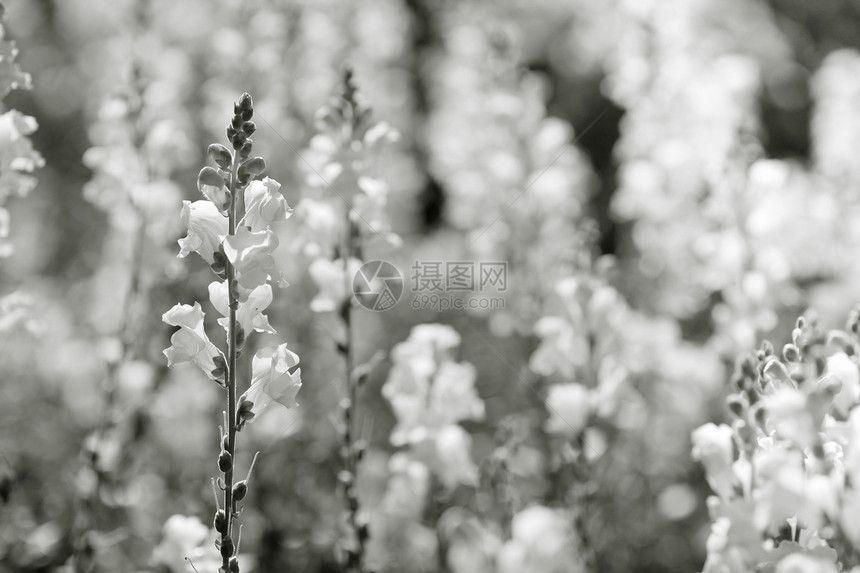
top-left (243, 176), bottom-right (291, 232)
top-left (775, 553), bottom-right (838, 573)
top-left (840, 488), bottom-right (860, 548)
top-left (293, 198), bottom-right (339, 257)
top-left (0, 110), bottom-right (43, 199)
top-left (530, 316), bottom-right (586, 378)
top-left (408, 323), bottom-right (462, 351)
top-left (208, 280), bottom-right (274, 336)
top-left (433, 424), bottom-right (479, 488)
top-left (544, 383), bottom-right (590, 437)
top-left (177, 200), bottom-right (228, 264)
top-left (238, 343), bottom-right (302, 421)
top-left (308, 257), bottom-right (362, 313)
top-left (162, 303), bottom-right (225, 384)
top-left (692, 423), bottom-right (735, 499)
top-left (384, 327), bottom-right (484, 446)
top-left (152, 514), bottom-right (219, 573)
top-left (497, 506), bottom-right (582, 573)
top-left (383, 452), bottom-right (431, 518)
top-left (762, 389), bottom-right (817, 448)
top-left (223, 227), bottom-right (286, 301)
top-left (429, 362), bottom-right (485, 426)
top-left (826, 352), bottom-right (860, 417)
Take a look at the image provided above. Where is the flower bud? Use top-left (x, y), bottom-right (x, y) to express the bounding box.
top-left (229, 557), bottom-right (240, 573)
top-left (740, 354), bottom-right (757, 379)
top-left (208, 143), bottom-right (232, 170)
top-left (237, 399), bottom-right (255, 427)
top-left (763, 358), bottom-right (791, 387)
top-left (338, 470), bottom-right (354, 486)
top-left (214, 509), bottom-right (226, 533)
top-left (754, 405), bottom-right (768, 429)
top-left (242, 121), bottom-right (256, 136)
top-left (218, 450), bottom-right (232, 472)
top-left (792, 327), bottom-right (803, 346)
top-left (726, 394), bottom-right (744, 418)
top-left (828, 330), bottom-right (856, 356)
top-left (220, 535), bottom-right (234, 558)
top-left (198, 167), bottom-right (231, 213)
top-left (238, 157), bottom-right (266, 179)
top-left (238, 93), bottom-right (253, 113)
top-left (233, 480), bottom-right (248, 502)
top-left (783, 343), bottom-right (800, 362)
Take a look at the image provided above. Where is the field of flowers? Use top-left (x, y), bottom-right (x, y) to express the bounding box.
top-left (5, 0), bottom-right (860, 572)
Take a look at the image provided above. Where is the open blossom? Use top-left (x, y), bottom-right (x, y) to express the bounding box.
top-left (308, 257), bottom-right (362, 313)
top-left (153, 514), bottom-right (219, 573)
top-left (162, 302), bottom-right (225, 384)
top-left (775, 553), bottom-right (839, 573)
top-left (429, 362), bottom-right (485, 426)
top-left (826, 352), bottom-right (860, 417)
top-left (0, 109), bottom-right (43, 199)
top-left (238, 343), bottom-right (302, 421)
top-left (432, 424), bottom-right (479, 488)
top-left (762, 389), bottom-right (820, 449)
top-left (497, 505), bottom-right (583, 573)
top-left (692, 423), bottom-right (735, 499)
top-left (243, 176), bottom-right (291, 232)
top-left (292, 198), bottom-right (339, 257)
top-left (177, 200), bottom-right (228, 264)
top-left (530, 317), bottom-right (586, 378)
top-left (544, 383), bottom-right (591, 437)
top-left (208, 280), bottom-right (274, 336)
top-left (382, 324), bottom-right (484, 489)
top-left (223, 227), bottom-right (287, 301)
top-left (384, 348), bottom-right (484, 445)
top-left (408, 323), bottom-right (462, 351)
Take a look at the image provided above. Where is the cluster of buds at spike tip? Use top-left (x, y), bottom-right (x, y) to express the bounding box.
top-left (315, 68), bottom-right (373, 144)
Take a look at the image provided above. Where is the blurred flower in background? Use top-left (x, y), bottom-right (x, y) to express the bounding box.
top-left (6, 0), bottom-right (860, 572)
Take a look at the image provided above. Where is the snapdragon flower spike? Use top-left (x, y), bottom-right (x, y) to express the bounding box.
top-left (162, 302), bottom-right (227, 386)
top-left (382, 324), bottom-right (485, 488)
top-left (694, 312), bottom-right (860, 572)
top-left (166, 92), bottom-right (302, 573)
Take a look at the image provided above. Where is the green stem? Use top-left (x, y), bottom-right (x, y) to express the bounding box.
top-left (222, 150), bottom-right (240, 572)
top-left (341, 201), bottom-right (363, 572)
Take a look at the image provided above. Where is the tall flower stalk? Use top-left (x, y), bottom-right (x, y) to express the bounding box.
top-left (0, 0), bottom-right (43, 329)
top-left (299, 69), bottom-right (398, 572)
top-left (163, 93), bottom-right (300, 573)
